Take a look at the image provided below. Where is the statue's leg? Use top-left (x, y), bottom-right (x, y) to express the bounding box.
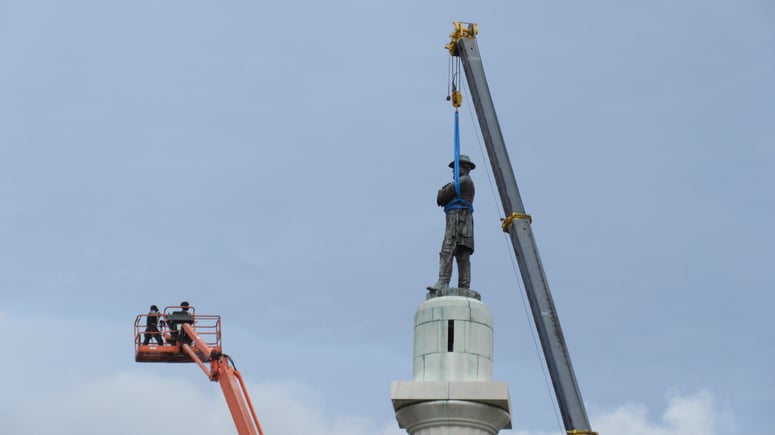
top-left (428, 227), bottom-right (455, 291)
top-left (456, 247), bottom-right (471, 289)
top-left (439, 247), bottom-right (454, 284)
top-left (428, 248), bottom-right (453, 291)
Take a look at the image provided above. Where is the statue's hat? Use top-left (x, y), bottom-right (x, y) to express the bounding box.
top-left (449, 155), bottom-right (476, 170)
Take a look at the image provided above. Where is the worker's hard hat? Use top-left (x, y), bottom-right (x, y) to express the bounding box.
top-left (180, 301), bottom-right (190, 308)
top-left (449, 155), bottom-right (476, 170)
top-left (150, 305), bottom-right (158, 311)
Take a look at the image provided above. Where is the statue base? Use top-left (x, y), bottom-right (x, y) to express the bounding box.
top-left (426, 287), bottom-right (481, 301)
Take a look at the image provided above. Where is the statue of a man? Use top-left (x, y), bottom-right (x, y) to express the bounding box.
top-left (428, 155), bottom-right (476, 291)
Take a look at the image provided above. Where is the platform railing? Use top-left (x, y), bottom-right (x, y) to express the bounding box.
top-left (134, 311), bottom-right (222, 357)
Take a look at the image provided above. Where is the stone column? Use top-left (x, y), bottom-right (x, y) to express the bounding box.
top-left (391, 295), bottom-right (512, 435)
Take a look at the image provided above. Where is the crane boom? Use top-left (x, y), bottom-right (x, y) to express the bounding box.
top-left (448, 23), bottom-right (596, 435)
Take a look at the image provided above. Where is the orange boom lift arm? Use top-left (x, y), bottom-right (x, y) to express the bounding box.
top-left (134, 306), bottom-right (265, 435)
top-left (180, 323), bottom-right (265, 435)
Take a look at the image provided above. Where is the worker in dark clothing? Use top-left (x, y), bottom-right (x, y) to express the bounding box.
top-left (143, 305), bottom-right (165, 345)
top-left (428, 155), bottom-right (476, 291)
top-left (167, 301), bottom-right (194, 345)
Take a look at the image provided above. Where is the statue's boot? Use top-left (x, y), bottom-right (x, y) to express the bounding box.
top-left (427, 280), bottom-right (449, 291)
top-left (428, 252), bottom-right (453, 291)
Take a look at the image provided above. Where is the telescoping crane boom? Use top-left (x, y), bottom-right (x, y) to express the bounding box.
top-left (134, 305), bottom-right (265, 435)
top-left (445, 22), bottom-right (597, 435)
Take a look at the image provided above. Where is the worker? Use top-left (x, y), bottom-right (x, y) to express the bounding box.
top-left (428, 155), bottom-right (476, 291)
top-left (167, 301), bottom-right (194, 345)
top-left (142, 305), bottom-right (165, 345)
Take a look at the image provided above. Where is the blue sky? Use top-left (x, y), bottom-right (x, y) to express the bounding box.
top-left (1, 1), bottom-right (772, 434)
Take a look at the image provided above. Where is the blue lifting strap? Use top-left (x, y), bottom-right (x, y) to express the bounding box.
top-left (444, 198), bottom-right (473, 212)
top-left (445, 110), bottom-right (474, 213)
top-left (454, 110), bottom-right (461, 197)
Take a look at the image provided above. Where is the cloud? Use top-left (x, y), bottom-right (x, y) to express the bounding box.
top-left (0, 310), bottom-right (736, 435)
top-left (0, 310), bottom-right (393, 435)
top-left (592, 390), bottom-right (735, 435)
top-left (247, 380), bottom-right (384, 435)
top-left (511, 390), bottom-right (735, 435)
top-left (26, 371), bottom-right (233, 435)
top-left (0, 368), bottom-right (395, 435)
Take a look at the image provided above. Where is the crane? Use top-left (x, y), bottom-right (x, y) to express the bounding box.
top-left (445, 22), bottom-right (598, 435)
top-left (134, 305), bottom-right (265, 435)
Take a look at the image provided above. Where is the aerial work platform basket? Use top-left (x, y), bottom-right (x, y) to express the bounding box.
top-left (134, 305), bottom-right (264, 435)
top-left (134, 305), bottom-right (222, 363)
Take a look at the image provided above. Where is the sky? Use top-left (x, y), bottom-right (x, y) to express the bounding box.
top-left (0, 1), bottom-right (773, 434)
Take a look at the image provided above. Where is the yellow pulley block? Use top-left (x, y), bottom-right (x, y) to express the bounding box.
top-left (451, 90), bottom-right (462, 108)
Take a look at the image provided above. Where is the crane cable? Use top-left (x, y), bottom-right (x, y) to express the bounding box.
top-left (445, 57), bottom-right (473, 213)
top-left (449, 56), bottom-right (462, 200)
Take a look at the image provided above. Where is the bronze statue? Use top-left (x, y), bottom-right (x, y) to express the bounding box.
top-left (428, 155), bottom-right (475, 291)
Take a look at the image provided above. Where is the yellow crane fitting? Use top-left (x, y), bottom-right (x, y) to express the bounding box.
top-left (445, 21), bottom-right (479, 56)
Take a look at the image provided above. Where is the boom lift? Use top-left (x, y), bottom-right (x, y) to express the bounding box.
top-left (445, 22), bottom-right (598, 435)
top-left (134, 305), bottom-right (265, 435)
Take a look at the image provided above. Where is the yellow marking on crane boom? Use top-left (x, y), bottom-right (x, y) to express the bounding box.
top-left (501, 212), bottom-right (533, 232)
